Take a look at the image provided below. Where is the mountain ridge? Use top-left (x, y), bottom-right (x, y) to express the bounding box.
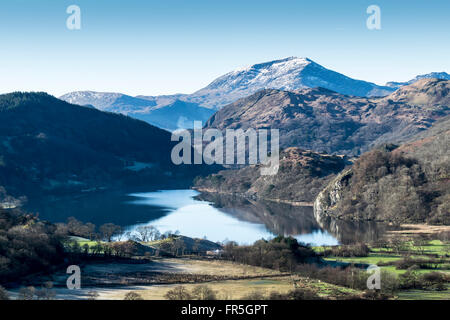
top-left (186, 56), bottom-right (395, 108)
top-left (204, 78), bottom-right (450, 156)
top-left (386, 72), bottom-right (450, 89)
top-left (59, 57), bottom-right (398, 130)
top-left (59, 58), bottom-right (448, 133)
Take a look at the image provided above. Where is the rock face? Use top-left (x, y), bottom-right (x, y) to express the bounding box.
top-left (313, 169), bottom-right (352, 223)
top-left (204, 79), bottom-right (450, 155)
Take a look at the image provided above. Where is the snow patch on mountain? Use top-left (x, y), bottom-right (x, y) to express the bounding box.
top-left (187, 57), bottom-right (394, 109)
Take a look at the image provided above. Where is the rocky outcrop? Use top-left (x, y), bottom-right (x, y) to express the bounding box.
top-left (313, 169), bottom-right (352, 223)
top-left (194, 148), bottom-right (349, 203)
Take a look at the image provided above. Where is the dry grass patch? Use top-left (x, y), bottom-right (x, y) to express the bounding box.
top-left (101, 276), bottom-right (293, 300)
top-left (177, 259), bottom-right (285, 277)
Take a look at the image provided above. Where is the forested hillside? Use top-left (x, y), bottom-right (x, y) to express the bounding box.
top-left (314, 116), bottom-right (449, 224)
top-left (0, 92), bottom-right (215, 198)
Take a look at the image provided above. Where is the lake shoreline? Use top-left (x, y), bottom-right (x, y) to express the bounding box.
top-left (192, 187), bottom-right (314, 207)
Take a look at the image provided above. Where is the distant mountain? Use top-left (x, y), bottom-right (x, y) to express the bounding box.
top-left (0, 92), bottom-right (215, 198)
top-left (60, 57), bottom-right (396, 130)
top-left (135, 93), bottom-right (188, 107)
top-left (59, 91), bottom-right (210, 131)
top-left (60, 91), bottom-right (157, 113)
top-left (131, 100), bottom-right (214, 131)
top-left (386, 72), bottom-right (450, 89)
top-left (204, 78), bottom-right (450, 156)
top-left (187, 57), bottom-right (395, 109)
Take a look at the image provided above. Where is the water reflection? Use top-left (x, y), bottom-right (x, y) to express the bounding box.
top-left (125, 190), bottom-right (338, 245)
top-left (314, 214), bottom-right (390, 245)
top-left (26, 189), bottom-right (389, 246)
top-left (25, 191), bottom-right (168, 226)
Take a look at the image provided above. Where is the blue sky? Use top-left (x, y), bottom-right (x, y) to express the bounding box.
top-left (0, 0), bottom-right (448, 96)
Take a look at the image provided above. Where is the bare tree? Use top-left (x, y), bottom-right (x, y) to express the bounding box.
top-left (99, 223), bottom-right (122, 242)
top-left (135, 225), bottom-right (158, 242)
top-left (164, 286), bottom-right (192, 300)
top-left (191, 285), bottom-right (217, 300)
top-left (124, 292), bottom-right (144, 300)
top-left (85, 222), bottom-right (96, 240)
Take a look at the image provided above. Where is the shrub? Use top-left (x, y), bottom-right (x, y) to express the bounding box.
top-left (395, 257), bottom-right (444, 270)
top-left (400, 270), bottom-right (449, 290)
top-left (268, 288), bottom-right (321, 300)
top-left (164, 286), bottom-right (192, 300)
top-left (242, 290), bottom-right (266, 300)
top-left (331, 243), bottom-right (370, 257)
top-left (222, 236), bottom-right (316, 272)
top-left (420, 272), bottom-right (448, 291)
top-left (191, 285), bottom-right (217, 300)
top-left (124, 292), bottom-right (144, 300)
top-left (361, 290), bottom-right (390, 300)
top-left (287, 288), bottom-right (321, 300)
top-left (399, 269), bottom-right (420, 289)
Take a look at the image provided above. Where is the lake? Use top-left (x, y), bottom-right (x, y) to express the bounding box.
top-left (123, 189), bottom-right (338, 245)
top-left (26, 189), bottom-right (389, 246)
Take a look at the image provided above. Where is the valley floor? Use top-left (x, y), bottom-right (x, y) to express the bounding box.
top-left (6, 234), bottom-right (450, 300)
top-left (8, 258), bottom-right (363, 300)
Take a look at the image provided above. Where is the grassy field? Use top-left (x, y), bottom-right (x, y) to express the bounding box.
top-left (101, 277), bottom-right (294, 300)
top-left (66, 236), bottom-right (100, 249)
top-left (65, 236), bottom-right (449, 300)
top-left (99, 276), bottom-right (363, 300)
top-left (313, 239), bottom-right (450, 300)
top-left (397, 285), bottom-right (450, 300)
top-left (317, 240), bottom-right (450, 275)
top-left (170, 259), bottom-right (284, 277)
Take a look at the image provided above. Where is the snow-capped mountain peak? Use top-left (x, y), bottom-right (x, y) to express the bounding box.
top-left (59, 57), bottom-right (402, 129)
top-left (206, 57), bottom-right (312, 92)
top-left (188, 57), bottom-right (394, 108)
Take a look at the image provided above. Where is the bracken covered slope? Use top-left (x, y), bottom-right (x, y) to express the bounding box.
top-left (204, 79), bottom-right (450, 156)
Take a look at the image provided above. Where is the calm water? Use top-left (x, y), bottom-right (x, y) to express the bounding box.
top-left (123, 189), bottom-right (338, 245)
top-left (27, 189), bottom-right (388, 246)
